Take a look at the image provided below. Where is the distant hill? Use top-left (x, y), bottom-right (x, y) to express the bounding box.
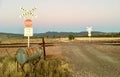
top-left (34, 31), bottom-right (105, 37)
top-left (0, 33), bottom-right (23, 39)
top-left (0, 31), bottom-right (119, 38)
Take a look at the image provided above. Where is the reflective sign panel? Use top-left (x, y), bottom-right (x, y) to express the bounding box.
top-left (24, 27), bottom-right (33, 36)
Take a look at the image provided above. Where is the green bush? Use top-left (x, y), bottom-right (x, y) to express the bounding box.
top-left (68, 35), bottom-right (75, 40)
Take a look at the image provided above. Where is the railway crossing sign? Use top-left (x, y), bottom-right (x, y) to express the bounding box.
top-left (20, 7), bottom-right (37, 48)
top-left (86, 27), bottom-right (92, 37)
top-left (19, 7), bottom-right (46, 60)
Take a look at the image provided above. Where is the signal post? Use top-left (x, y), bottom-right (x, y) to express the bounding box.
top-left (20, 7), bottom-right (36, 48)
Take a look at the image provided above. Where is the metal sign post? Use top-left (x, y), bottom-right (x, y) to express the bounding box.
top-left (28, 36), bottom-right (30, 48)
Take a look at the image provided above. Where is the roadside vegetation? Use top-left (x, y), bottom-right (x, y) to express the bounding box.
top-left (68, 35), bottom-right (75, 40)
top-left (0, 55), bottom-right (71, 77)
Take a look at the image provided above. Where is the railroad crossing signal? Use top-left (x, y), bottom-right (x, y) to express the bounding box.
top-left (86, 27), bottom-right (92, 37)
top-left (20, 7), bottom-right (37, 48)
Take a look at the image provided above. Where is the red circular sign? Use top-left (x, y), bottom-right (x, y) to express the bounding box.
top-left (25, 19), bottom-right (32, 27)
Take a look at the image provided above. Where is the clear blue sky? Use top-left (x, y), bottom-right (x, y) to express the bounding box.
top-left (0, 0), bottom-right (120, 33)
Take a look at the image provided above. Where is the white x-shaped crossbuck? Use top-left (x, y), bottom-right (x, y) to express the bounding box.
top-left (19, 7), bottom-right (37, 19)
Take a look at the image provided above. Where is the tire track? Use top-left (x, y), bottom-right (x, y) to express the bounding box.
top-left (61, 42), bottom-right (92, 63)
top-left (85, 44), bottom-right (119, 63)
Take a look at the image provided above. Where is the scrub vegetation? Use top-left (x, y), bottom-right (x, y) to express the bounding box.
top-left (0, 56), bottom-right (71, 77)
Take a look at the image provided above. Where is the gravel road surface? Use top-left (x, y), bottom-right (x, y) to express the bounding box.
top-left (56, 42), bottom-right (120, 77)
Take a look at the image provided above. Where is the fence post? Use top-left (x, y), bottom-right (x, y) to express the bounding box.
top-left (42, 37), bottom-right (46, 60)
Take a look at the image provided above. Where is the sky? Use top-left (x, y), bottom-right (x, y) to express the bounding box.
top-left (0, 0), bottom-right (120, 33)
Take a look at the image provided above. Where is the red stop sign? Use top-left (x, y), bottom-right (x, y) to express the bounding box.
top-left (25, 19), bottom-right (32, 27)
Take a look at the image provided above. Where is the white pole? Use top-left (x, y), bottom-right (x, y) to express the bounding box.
top-left (89, 36), bottom-right (90, 42)
top-left (28, 36), bottom-right (30, 48)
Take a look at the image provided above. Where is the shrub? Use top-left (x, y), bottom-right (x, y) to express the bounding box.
top-left (68, 35), bottom-right (75, 40)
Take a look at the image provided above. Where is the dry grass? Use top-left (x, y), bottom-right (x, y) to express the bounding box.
top-left (0, 38), bottom-right (59, 44)
top-left (75, 37), bottom-right (120, 43)
top-left (0, 56), bottom-right (72, 77)
top-left (1, 37), bottom-right (120, 44)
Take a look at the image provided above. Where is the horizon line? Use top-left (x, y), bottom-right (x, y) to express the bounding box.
top-left (0, 31), bottom-right (120, 34)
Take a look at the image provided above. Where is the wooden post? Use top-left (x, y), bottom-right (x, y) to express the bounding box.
top-left (28, 36), bottom-right (30, 48)
top-left (42, 37), bottom-right (46, 60)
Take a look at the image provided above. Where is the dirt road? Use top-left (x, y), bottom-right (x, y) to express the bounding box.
top-left (55, 42), bottom-right (120, 77)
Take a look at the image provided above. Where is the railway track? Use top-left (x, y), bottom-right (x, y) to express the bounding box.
top-left (0, 43), bottom-right (54, 48)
